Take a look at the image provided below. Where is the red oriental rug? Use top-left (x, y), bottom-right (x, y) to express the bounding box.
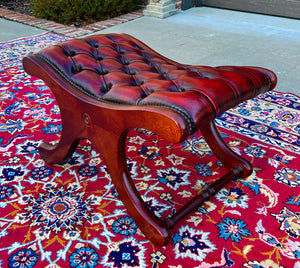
top-left (0, 33), bottom-right (300, 268)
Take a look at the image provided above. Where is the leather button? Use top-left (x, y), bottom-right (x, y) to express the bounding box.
top-left (69, 50), bottom-right (76, 56)
top-left (106, 82), bottom-right (112, 90)
top-left (71, 64), bottom-right (82, 73)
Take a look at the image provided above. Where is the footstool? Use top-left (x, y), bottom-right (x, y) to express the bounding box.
top-left (23, 33), bottom-right (277, 246)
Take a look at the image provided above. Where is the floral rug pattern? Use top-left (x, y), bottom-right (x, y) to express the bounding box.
top-left (0, 33), bottom-right (300, 268)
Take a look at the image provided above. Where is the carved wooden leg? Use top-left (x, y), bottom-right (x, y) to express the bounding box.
top-left (165, 120), bottom-right (252, 228)
top-left (201, 120), bottom-right (253, 178)
top-left (39, 137), bottom-right (83, 164)
top-left (88, 125), bottom-right (172, 246)
top-left (39, 108), bottom-right (86, 164)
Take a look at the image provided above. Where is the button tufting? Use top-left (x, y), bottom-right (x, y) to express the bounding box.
top-left (76, 64), bottom-right (82, 72)
top-left (69, 50), bottom-right (76, 57)
top-left (106, 82), bottom-right (113, 90)
top-left (34, 33), bottom-right (277, 136)
top-left (71, 63), bottom-right (82, 74)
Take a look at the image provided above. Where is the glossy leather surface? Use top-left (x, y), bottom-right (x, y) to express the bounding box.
top-left (36, 33), bottom-right (277, 134)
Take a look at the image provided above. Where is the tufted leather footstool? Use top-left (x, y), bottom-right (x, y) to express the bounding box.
top-left (23, 33), bottom-right (277, 246)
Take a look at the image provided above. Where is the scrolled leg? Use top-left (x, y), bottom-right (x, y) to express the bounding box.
top-left (39, 137), bottom-right (83, 164)
top-left (39, 108), bottom-right (86, 164)
top-left (201, 120), bottom-right (253, 178)
top-left (88, 125), bottom-right (172, 246)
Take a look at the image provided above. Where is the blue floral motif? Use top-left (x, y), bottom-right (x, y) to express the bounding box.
top-left (251, 105), bottom-right (261, 111)
top-left (0, 118), bottom-right (26, 134)
top-left (1, 100), bottom-right (25, 116)
top-left (216, 187), bottom-right (249, 208)
top-left (0, 165), bottom-right (25, 182)
top-left (285, 196), bottom-right (300, 206)
top-left (0, 90), bottom-right (15, 101)
top-left (61, 152), bottom-right (84, 166)
top-left (144, 197), bottom-right (170, 217)
top-left (8, 248), bottom-right (39, 268)
top-left (23, 186), bottom-right (93, 234)
top-left (106, 241), bottom-right (142, 268)
top-left (41, 123), bottom-right (62, 134)
top-left (137, 128), bottom-right (154, 136)
top-left (244, 145), bottom-right (266, 158)
top-left (69, 247), bottom-right (99, 268)
top-left (250, 124), bottom-right (268, 133)
top-left (0, 185), bottom-right (14, 200)
top-left (195, 163), bottom-right (212, 177)
top-left (111, 188), bottom-right (119, 198)
top-left (35, 86), bottom-right (50, 92)
top-left (112, 217), bottom-right (137, 236)
top-left (238, 108), bottom-right (251, 116)
top-left (274, 168), bottom-right (300, 187)
top-left (272, 207), bottom-right (300, 238)
top-left (50, 104), bottom-right (60, 114)
top-left (30, 166), bottom-right (53, 179)
top-left (138, 145), bottom-right (161, 160)
top-left (173, 226), bottom-right (216, 261)
top-left (270, 121), bottom-right (279, 128)
top-left (36, 96), bottom-right (55, 105)
top-left (240, 176), bottom-right (261, 195)
top-left (24, 91), bottom-right (43, 100)
top-left (217, 217), bottom-right (251, 242)
top-left (274, 154), bottom-right (290, 164)
top-left (182, 136), bottom-right (212, 157)
top-left (16, 140), bottom-right (38, 155)
top-left (275, 110), bottom-right (300, 124)
top-left (216, 160), bottom-right (223, 167)
top-left (157, 167), bottom-right (190, 190)
top-left (78, 165), bottom-right (99, 177)
top-left (220, 133), bottom-right (229, 138)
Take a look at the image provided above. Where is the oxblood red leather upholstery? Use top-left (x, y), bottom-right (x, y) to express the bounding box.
top-left (35, 33), bottom-right (277, 135)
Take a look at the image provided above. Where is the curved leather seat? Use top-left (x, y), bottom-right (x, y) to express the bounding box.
top-left (23, 33), bottom-right (277, 246)
top-left (34, 33), bottom-right (276, 134)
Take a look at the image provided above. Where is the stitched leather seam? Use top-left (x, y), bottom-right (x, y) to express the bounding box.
top-left (265, 75), bottom-right (272, 89)
top-left (141, 103), bottom-right (195, 133)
